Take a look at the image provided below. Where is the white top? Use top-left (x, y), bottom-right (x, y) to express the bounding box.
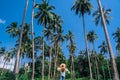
top-left (57, 68), bottom-right (69, 77)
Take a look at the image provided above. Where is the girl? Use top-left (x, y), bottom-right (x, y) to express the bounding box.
top-left (57, 63), bottom-right (70, 80)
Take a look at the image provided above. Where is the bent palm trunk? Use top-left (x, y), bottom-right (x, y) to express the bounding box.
top-left (14, 0), bottom-right (29, 80)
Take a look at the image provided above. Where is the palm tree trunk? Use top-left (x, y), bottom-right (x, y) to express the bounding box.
top-left (93, 43), bottom-right (100, 80)
top-left (18, 53), bottom-right (22, 72)
top-left (48, 47), bottom-right (52, 80)
top-left (97, 0), bottom-right (119, 80)
top-left (31, 0), bottom-right (35, 80)
top-left (14, 0), bottom-right (28, 80)
top-left (82, 15), bottom-right (93, 80)
top-left (106, 60), bottom-right (112, 80)
top-left (72, 55), bottom-right (75, 80)
top-left (98, 55), bottom-right (106, 80)
top-left (95, 55), bottom-right (100, 80)
top-left (93, 62), bottom-right (97, 79)
top-left (53, 42), bottom-right (58, 80)
top-left (102, 65), bottom-right (106, 80)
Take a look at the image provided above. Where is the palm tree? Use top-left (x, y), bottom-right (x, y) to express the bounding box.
top-left (52, 27), bottom-right (65, 80)
top-left (6, 23), bottom-right (31, 71)
top-left (13, 0), bottom-right (29, 80)
top-left (87, 30), bottom-right (100, 80)
top-left (112, 27), bottom-right (120, 53)
top-left (97, 53), bottom-right (106, 80)
top-left (71, 0), bottom-right (93, 79)
top-left (66, 31), bottom-right (76, 80)
top-left (31, 0), bottom-right (35, 80)
top-left (44, 24), bottom-right (53, 80)
top-left (94, 0), bottom-right (119, 79)
top-left (98, 41), bottom-right (112, 80)
top-left (35, 1), bottom-right (55, 79)
top-left (0, 48), bottom-right (14, 76)
top-left (93, 8), bottom-right (112, 26)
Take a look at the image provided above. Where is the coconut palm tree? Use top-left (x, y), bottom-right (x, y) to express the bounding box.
top-left (66, 31), bottom-right (76, 80)
top-left (13, 0), bottom-right (29, 80)
top-left (52, 27), bottom-right (65, 80)
top-left (87, 30), bottom-right (100, 80)
top-left (35, 1), bottom-right (55, 79)
top-left (98, 41), bottom-right (112, 80)
top-left (93, 8), bottom-right (112, 26)
top-left (31, 0), bottom-right (35, 80)
top-left (0, 48), bottom-right (14, 76)
top-left (71, 0), bottom-right (93, 79)
top-left (94, 0), bottom-right (119, 79)
top-left (112, 27), bottom-right (120, 53)
top-left (6, 23), bottom-right (31, 70)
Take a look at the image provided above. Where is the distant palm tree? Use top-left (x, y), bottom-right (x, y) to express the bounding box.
top-left (35, 1), bottom-right (55, 79)
top-left (87, 30), bottom-right (100, 80)
top-left (71, 0), bottom-right (93, 79)
top-left (31, 0), bottom-right (35, 80)
top-left (52, 27), bottom-right (65, 80)
top-left (66, 31), bottom-right (76, 80)
top-left (98, 41), bottom-right (112, 80)
top-left (94, 0), bottom-right (119, 79)
top-left (6, 23), bottom-right (31, 71)
top-left (112, 28), bottom-right (120, 53)
top-left (0, 48), bottom-right (14, 76)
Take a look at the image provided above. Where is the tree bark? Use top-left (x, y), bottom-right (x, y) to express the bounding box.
top-left (72, 55), bottom-right (75, 80)
top-left (97, 0), bottom-right (119, 80)
top-left (106, 60), bottom-right (112, 80)
top-left (31, 0), bottom-right (35, 80)
top-left (53, 42), bottom-right (58, 80)
top-left (13, 0), bottom-right (29, 80)
top-left (48, 47), bottom-right (52, 80)
top-left (93, 43), bottom-right (100, 80)
top-left (82, 15), bottom-right (93, 80)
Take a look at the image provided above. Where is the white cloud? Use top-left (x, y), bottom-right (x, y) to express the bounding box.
top-left (0, 18), bottom-right (6, 24)
top-left (0, 56), bottom-right (15, 71)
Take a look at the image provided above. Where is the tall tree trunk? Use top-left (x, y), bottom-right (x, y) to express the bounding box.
top-left (31, 0), bottom-right (35, 80)
top-left (106, 59), bottom-right (112, 80)
top-left (97, 0), bottom-right (119, 80)
top-left (102, 65), bottom-right (106, 80)
top-left (93, 62), bottom-right (97, 79)
top-left (18, 53), bottom-right (22, 73)
top-left (93, 43), bottom-right (100, 80)
top-left (72, 55), bottom-right (75, 80)
top-left (53, 42), bottom-right (58, 80)
top-left (82, 15), bottom-right (93, 80)
top-left (48, 47), bottom-right (52, 80)
top-left (14, 0), bottom-right (28, 80)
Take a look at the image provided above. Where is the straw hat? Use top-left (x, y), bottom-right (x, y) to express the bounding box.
top-left (60, 63), bottom-right (66, 72)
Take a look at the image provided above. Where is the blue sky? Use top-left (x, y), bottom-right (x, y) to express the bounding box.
top-left (0, 0), bottom-right (120, 59)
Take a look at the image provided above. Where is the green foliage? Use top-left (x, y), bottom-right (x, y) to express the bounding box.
top-left (0, 69), bottom-right (14, 80)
